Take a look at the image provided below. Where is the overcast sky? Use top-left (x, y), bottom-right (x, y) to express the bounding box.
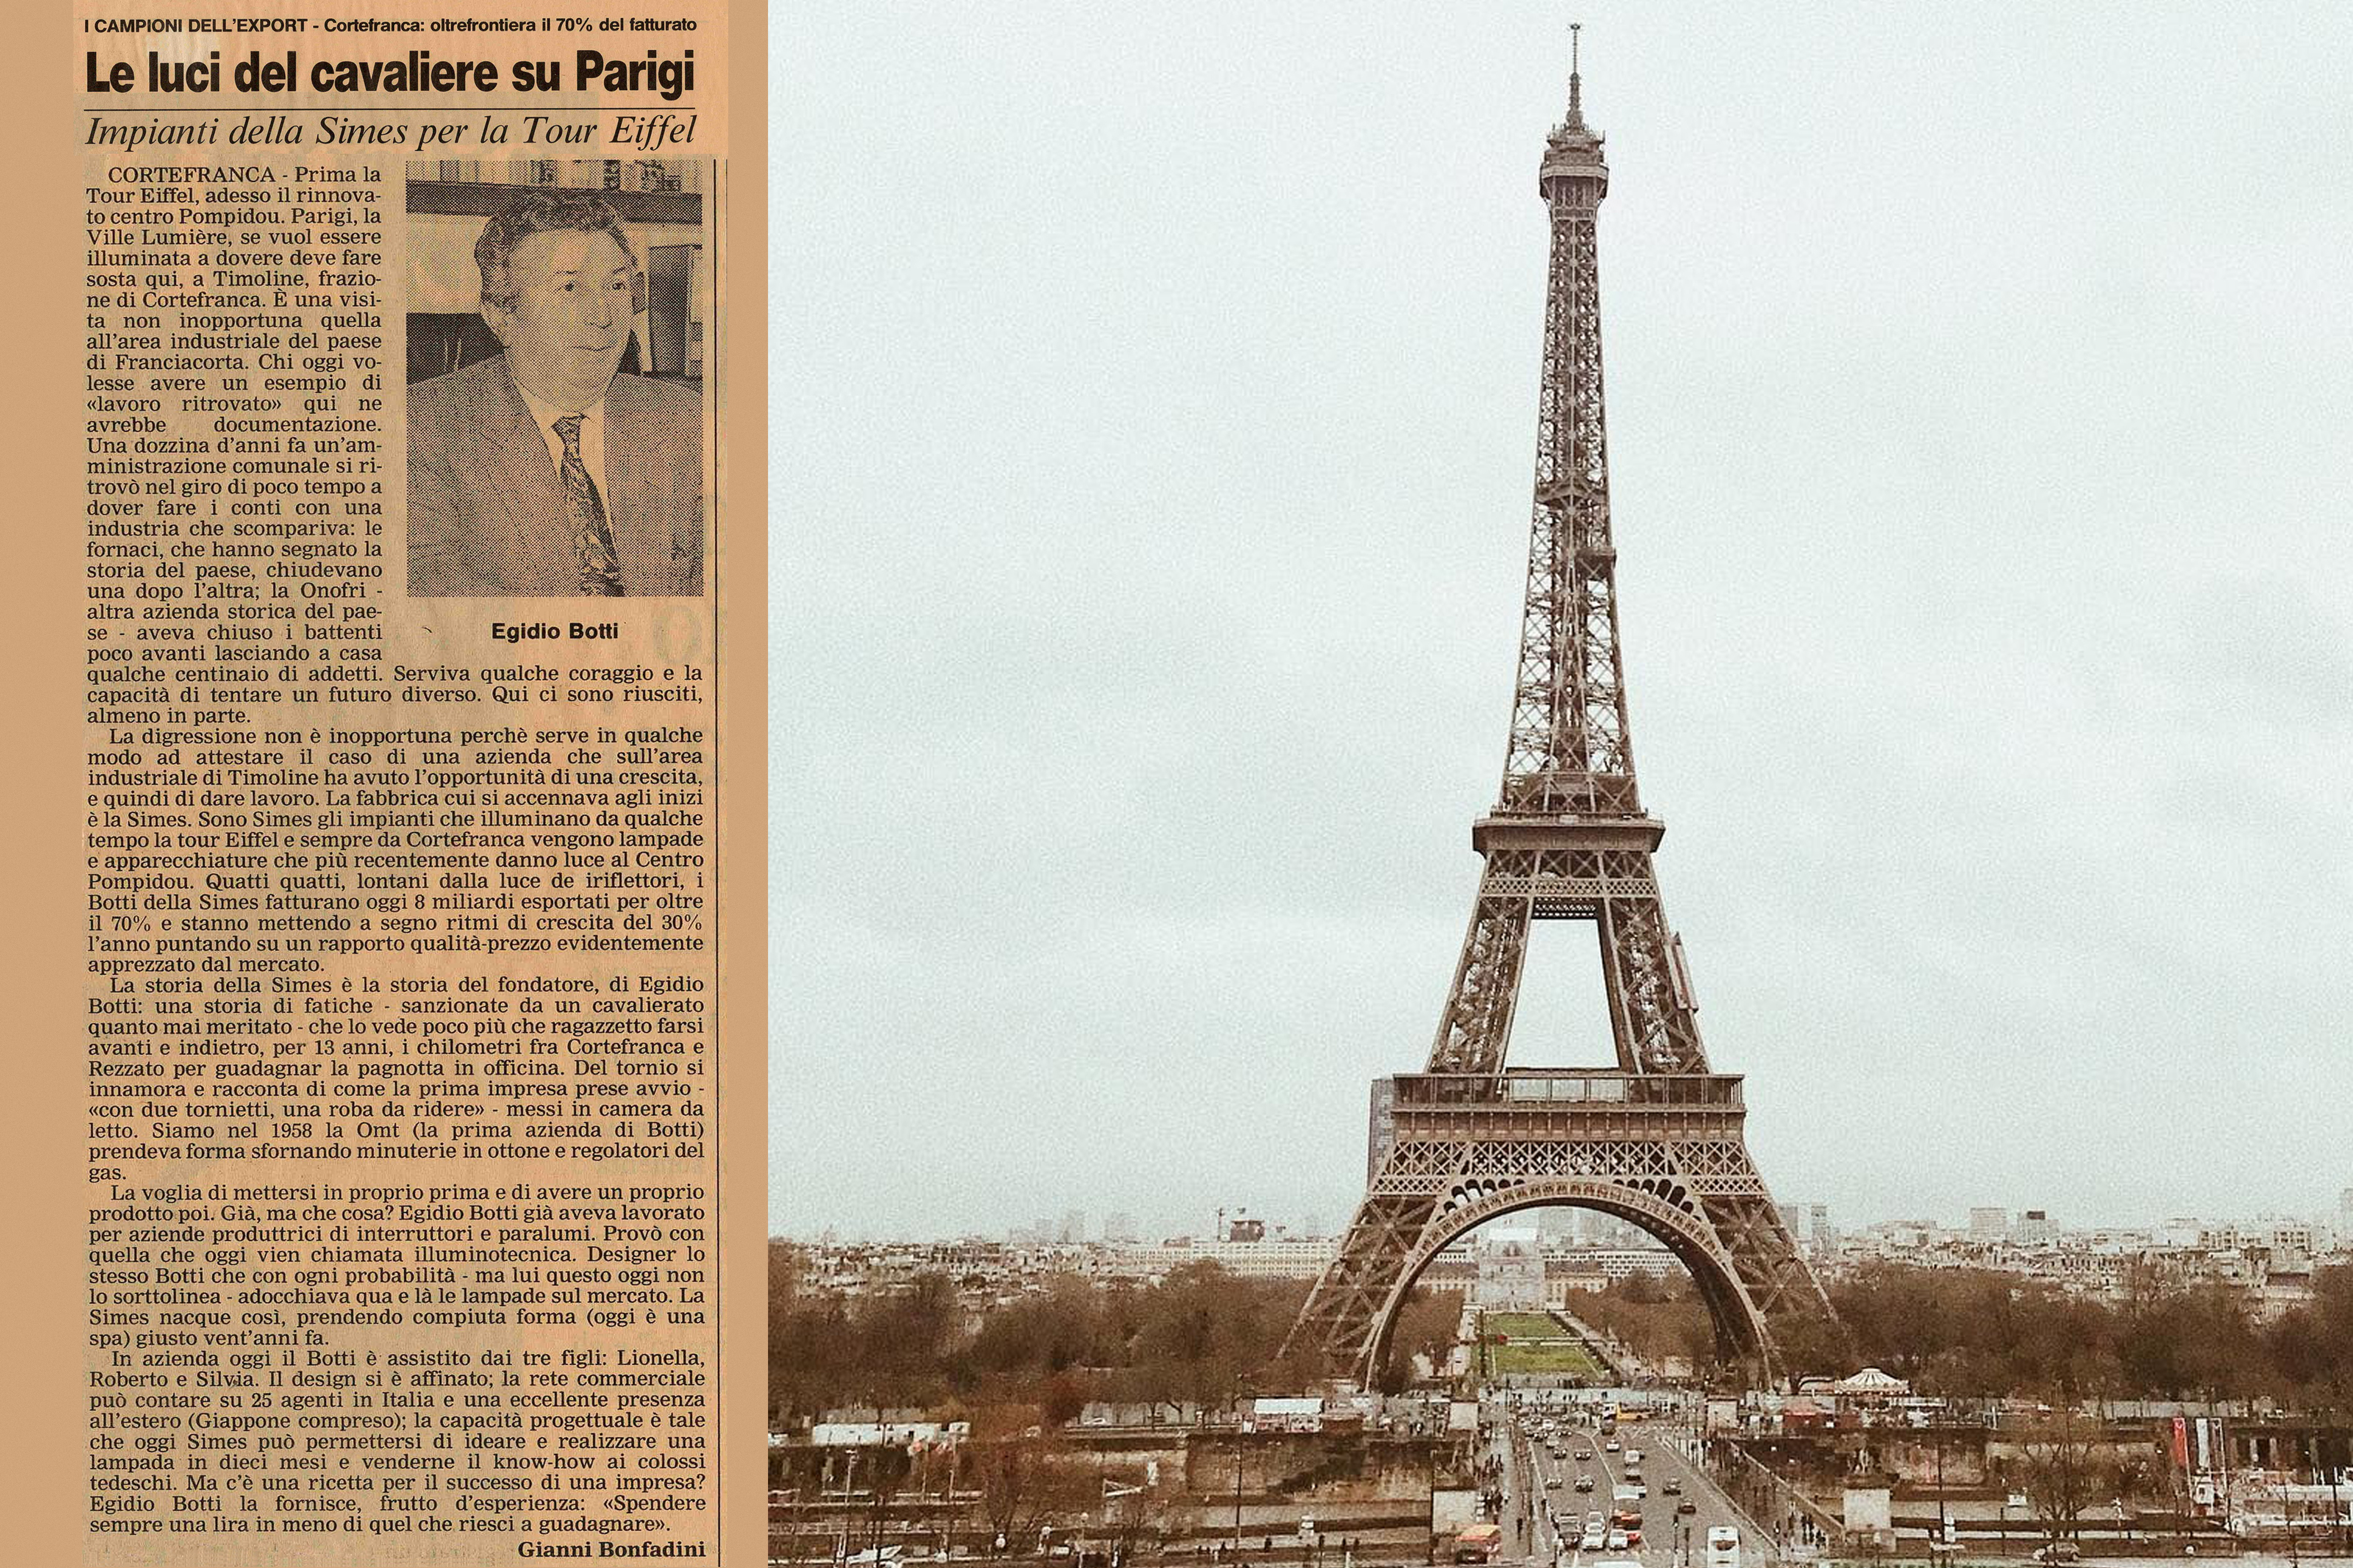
top-left (771, 4), bottom-right (2353, 1244)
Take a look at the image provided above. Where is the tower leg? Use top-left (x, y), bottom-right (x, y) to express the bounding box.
top-left (1282, 1186), bottom-right (1437, 1378)
top-left (1429, 897), bottom-right (1531, 1076)
top-left (1704, 1192), bottom-right (1842, 1366)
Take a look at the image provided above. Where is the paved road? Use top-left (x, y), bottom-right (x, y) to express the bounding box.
top-left (1496, 1408), bottom-right (1758, 1568)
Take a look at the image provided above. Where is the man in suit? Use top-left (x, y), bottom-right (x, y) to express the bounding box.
top-left (407, 188), bottom-right (702, 597)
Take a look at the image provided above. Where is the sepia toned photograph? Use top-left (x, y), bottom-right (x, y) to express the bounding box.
top-left (776, 9), bottom-right (2351, 1568)
top-left (404, 157), bottom-right (709, 597)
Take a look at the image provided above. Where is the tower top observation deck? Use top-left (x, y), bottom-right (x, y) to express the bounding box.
top-left (1542, 22), bottom-right (1607, 194)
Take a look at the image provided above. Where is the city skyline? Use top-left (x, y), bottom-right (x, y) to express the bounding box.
top-left (777, 7), bottom-right (2353, 1238)
top-left (771, 1190), bottom-right (2353, 1249)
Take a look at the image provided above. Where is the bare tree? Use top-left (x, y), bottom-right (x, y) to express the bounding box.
top-left (2108, 1444), bottom-right (2161, 1514)
top-left (2017, 1409), bottom-right (2104, 1547)
top-left (974, 1430), bottom-right (1092, 1557)
top-left (1103, 1481), bottom-right (1192, 1567)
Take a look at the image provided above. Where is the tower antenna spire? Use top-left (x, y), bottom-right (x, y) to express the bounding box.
top-left (1568, 21), bottom-right (1583, 124)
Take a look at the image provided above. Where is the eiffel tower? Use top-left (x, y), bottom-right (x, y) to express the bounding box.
top-left (1286, 37), bottom-right (1838, 1384)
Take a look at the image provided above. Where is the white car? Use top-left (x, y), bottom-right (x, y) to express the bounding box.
top-left (1580, 1527), bottom-right (1608, 1552)
top-left (1606, 1529), bottom-right (1630, 1551)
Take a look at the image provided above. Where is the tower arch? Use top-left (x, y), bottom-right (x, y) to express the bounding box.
top-left (1359, 1178), bottom-right (1772, 1383)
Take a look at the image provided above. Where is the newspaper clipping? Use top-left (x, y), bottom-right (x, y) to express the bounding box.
top-left (46, 0), bottom-right (762, 1559)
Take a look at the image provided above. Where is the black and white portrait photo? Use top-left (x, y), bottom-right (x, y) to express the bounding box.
top-left (403, 160), bottom-right (708, 598)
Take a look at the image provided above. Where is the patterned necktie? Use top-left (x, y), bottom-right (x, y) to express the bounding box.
top-left (554, 413), bottom-right (624, 596)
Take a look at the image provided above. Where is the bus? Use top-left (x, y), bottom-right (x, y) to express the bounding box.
top-left (1706, 1526), bottom-right (1741, 1568)
top-left (1453, 1524), bottom-right (1504, 1563)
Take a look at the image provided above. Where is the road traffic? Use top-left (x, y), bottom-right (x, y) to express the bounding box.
top-left (1493, 1406), bottom-right (1752, 1568)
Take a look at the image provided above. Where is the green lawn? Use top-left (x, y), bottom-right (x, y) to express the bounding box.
top-left (1479, 1312), bottom-right (1607, 1378)
top-left (1487, 1339), bottom-right (1606, 1375)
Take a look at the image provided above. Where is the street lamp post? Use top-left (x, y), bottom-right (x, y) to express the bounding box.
top-left (1227, 1379), bottom-right (1253, 1565)
top-left (840, 1451), bottom-right (860, 1568)
top-left (1232, 1429), bottom-right (1252, 1561)
top-left (2329, 1450), bottom-right (2346, 1556)
top-left (1935, 1424), bottom-right (1948, 1548)
top-left (1231, 1440), bottom-right (1246, 1561)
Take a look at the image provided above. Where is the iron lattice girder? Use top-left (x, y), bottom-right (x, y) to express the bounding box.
top-left (1508, 176), bottom-right (1627, 789)
top-left (1428, 818), bottom-right (1704, 1077)
top-left (1284, 82), bottom-right (1841, 1381)
top-left (1291, 1092), bottom-right (1834, 1379)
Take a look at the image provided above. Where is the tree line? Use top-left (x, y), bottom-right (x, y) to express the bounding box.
top-left (771, 1248), bottom-right (1461, 1425)
top-left (776, 1247), bottom-right (2353, 1422)
top-left (1835, 1259), bottom-right (2353, 1404)
top-left (1573, 1261), bottom-right (2353, 1405)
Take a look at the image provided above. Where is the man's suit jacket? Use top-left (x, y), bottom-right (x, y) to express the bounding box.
top-left (406, 354), bottom-right (703, 597)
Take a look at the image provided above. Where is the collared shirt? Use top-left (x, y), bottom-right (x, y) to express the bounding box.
top-left (511, 374), bottom-right (609, 512)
